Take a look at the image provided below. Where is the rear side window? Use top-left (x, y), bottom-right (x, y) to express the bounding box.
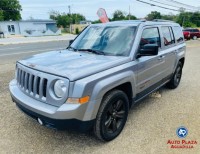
top-left (161, 26), bottom-right (175, 46)
top-left (193, 29), bottom-right (199, 32)
top-left (140, 27), bottom-right (161, 47)
top-left (173, 26), bottom-right (184, 43)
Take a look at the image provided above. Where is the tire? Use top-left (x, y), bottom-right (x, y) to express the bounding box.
top-left (166, 62), bottom-right (183, 89)
top-left (94, 90), bottom-right (129, 141)
top-left (193, 36), bottom-right (197, 40)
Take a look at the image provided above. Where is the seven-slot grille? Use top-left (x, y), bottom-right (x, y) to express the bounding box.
top-left (16, 67), bottom-right (48, 102)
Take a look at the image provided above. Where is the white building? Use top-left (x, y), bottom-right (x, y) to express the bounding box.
top-left (0, 20), bottom-right (61, 37)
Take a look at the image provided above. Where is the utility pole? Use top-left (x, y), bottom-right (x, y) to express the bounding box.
top-left (68, 5), bottom-right (72, 33)
top-left (129, 5), bottom-right (131, 20)
top-left (68, 5), bottom-right (71, 15)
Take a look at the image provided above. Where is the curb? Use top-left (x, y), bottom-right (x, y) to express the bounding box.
top-left (0, 36), bottom-right (76, 45)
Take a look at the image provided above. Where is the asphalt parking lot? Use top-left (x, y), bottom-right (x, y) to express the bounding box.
top-left (0, 40), bottom-right (200, 154)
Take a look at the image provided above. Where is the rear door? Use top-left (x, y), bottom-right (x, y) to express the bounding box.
top-left (159, 26), bottom-right (177, 78)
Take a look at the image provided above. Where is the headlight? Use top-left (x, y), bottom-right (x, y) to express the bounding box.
top-left (54, 80), bottom-right (67, 98)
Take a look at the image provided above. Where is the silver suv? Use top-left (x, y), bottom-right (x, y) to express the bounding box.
top-left (9, 20), bottom-right (186, 141)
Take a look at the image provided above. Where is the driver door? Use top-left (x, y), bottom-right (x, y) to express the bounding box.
top-left (136, 27), bottom-right (166, 98)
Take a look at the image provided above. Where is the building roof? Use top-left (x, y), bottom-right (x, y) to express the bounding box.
top-left (0, 19), bottom-right (56, 24)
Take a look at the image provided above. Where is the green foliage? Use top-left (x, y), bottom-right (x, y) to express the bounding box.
top-left (145, 10), bottom-right (200, 28)
top-left (176, 12), bottom-right (200, 27)
top-left (110, 10), bottom-right (137, 21)
top-left (112, 10), bottom-right (126, 21)
top-left (161, 14), bottom-right (177, 21)
top-left (146, 11), bottom-right (162, 20)
top-left (125, 15), bottom-right (137, 20)
top-left (0, 0), bottom-right (22, 21)
top-left (49, 11), bottom-right (86, 28)
top-left (0, 10), bottom-right (3, 21)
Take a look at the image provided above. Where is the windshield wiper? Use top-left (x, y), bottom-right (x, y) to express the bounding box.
top-left (77, 49), bottom-right (105, 55)
top-left (66, 46), bottom-right (77, 51)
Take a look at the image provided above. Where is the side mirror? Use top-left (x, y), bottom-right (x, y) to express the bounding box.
top-left (137, 44), bottom-right (159, 58)
top-left (69, 40), bottom-right (74, 45)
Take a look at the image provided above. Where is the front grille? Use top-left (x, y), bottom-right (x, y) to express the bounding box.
top-left (17, 68), bottom-right (48, 102)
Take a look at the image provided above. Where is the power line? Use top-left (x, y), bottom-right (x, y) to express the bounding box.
top-left (149, 0), bottom-right (196, 11)
top-left (136, 0), bottom-right (199, 12)
top-left (164, 0), bottom-right (199, 10)
top-left (136, 0), bottom-right (180, 11)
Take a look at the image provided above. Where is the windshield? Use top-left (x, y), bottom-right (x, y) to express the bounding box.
top-left (70, 26), bottom-right (137, 56)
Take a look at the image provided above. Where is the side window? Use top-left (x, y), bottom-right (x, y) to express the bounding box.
top-left (173, 26), bottom-right (184, 43)
top-left (8, 25), bottom-right (11, 33)
top-left (140, 27), bottom-right (160, 47)
top-left (161, 26), bottom-right (174, 46)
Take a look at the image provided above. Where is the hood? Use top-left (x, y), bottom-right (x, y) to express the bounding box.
top-left (18, 50), bottom-right (131, 81)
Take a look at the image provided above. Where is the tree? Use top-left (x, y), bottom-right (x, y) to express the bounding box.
top-left (49, 11), bottom-right (86, 28)
top-left (146, 11), bottom-right (162, 20)
top-left (125, 14), bottom-right (137, 20)
top-left (176, 12), bottom-right (197, 27)
top-left (0, 10), bottom-right (3, 21)
top-left (190, 12), bottom-right (200, 27)
top-left (0, 0), bottom-right (22, 21)
top-left (161, 13), bottom-right (177, 21)
top-left (112, 10), bottom-right (126, 21)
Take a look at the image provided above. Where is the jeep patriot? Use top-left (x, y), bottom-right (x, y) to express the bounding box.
top-left (9, 20), bottom-right (186, 141)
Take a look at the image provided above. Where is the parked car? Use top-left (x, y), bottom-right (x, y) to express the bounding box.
top-left (183, 28), bottom-right (200, 40)
top-left (9, 20), bottom-right (186, 141)
top-left (183, 31), bottom-right (190, 40)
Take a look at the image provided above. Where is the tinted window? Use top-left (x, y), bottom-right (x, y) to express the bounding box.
top-left (173, 26), bottom-right (184, 43)
top-left (161, 26), bottom-right (174, 46)
top-left (184, 29), bottom-right (192, 32)
top-left (140, 27), bottom-right (160, 47)
top-left (193, 29), bottom-right (199, 32)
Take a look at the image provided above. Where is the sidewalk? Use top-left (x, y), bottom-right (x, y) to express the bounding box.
top-left (0, 34), bottom-right (76, 45)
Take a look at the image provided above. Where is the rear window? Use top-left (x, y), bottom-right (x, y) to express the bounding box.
top-left (173, 26), bottom-right (184, 43)
top-left (161, 26), bottom-right (175, 46)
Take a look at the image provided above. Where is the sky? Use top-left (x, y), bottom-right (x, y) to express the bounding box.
top-left (19, 0), bottom-right (200, 21)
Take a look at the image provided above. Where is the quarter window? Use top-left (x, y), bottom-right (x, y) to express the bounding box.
top-left (161, 26), bottom-right (175, 46)
top-left (173, 26), bottom-right (184, 43)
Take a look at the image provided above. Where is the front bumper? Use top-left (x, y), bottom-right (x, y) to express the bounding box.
top-left (9, 80), bottom-right (95, 131)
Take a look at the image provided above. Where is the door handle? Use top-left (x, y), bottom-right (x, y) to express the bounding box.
top-left (158, 55), bottom-right (165, 61)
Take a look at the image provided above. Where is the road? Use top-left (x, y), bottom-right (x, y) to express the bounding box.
top-left (0, 40), bottom-right (200, 154)
top-left (0, 40), bottom-right (69, 65)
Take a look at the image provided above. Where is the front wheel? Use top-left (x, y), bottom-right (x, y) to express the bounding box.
top-left (94, 90), bottom-right (129, 141)
top-left (166, 62), bottom-right (183, 89)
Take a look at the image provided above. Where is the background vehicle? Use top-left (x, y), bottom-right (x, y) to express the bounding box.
top-left (9, 20), bottom-right (186, 141)
top-left (183, 28), bottom-right (200, 40)
top-left (183, 31), bottom-right (190, 40)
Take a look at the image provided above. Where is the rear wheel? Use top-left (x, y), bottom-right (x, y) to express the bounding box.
top-left (193, 36), bottom-right (197, 40)
top-left (166, 61), bottom-right (183, 89)
top-left (94, 90), bottom-right (129, 141)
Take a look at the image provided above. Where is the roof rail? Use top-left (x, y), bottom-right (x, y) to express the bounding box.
top-left (134, 19), bottom-right (146, 22)
top-left (153, 19), bottom-right (175, 22)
